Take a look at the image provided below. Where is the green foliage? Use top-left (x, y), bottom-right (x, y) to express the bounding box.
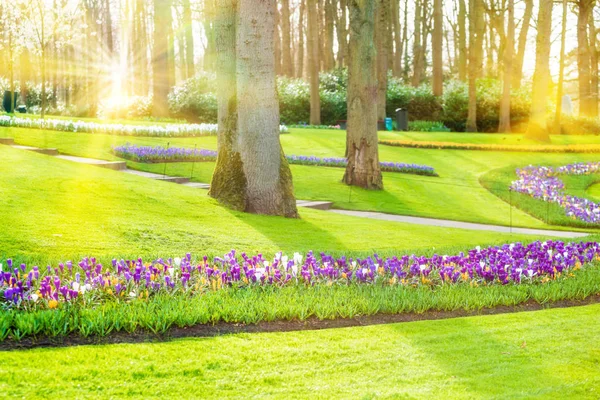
top-left (168, 73), bottom-right (218, 123)
top-left (561, 115), bottom-right (600, 135)
top-left (408, 120), bottom-right (451, 132)
top-left (386, 77), bottom-right (443, 121)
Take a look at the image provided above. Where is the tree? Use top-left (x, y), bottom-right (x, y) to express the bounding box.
top-left (411, 0), bottom-right (422, 86)
top-left (432, 0), bottom-right (443, 96)
top-left (281, 0), bottom-right (293, 76)
top-left (375, 0), bottom-right (389, 120)
top-left (513, 0), bottom-right (533, 88)
top-left (237, 0), bottom-right (298, 216)
top-left (498, 0), bottom-right (514, 133)
top-left (554, 0), bottom-right (568, 133)
top-left (588, 5), bottom-right (598, 117)
top-left (343, 0), bottom-right (383, 190)
top-left (152, 0), bottom-right (171, 117)
top-left (525, 0), bottom-right (553, 142)
top-left (296, 0), bottom-right (305, 78)
top-left (466, 0), bottom-right (483, 132)
top-left (577, 0), bottom-right (595, 116)
top-left (182, 0), bottom-right (195, 79)
top-left (307, 0), bottom-right (321, 124)
top-left (457, 0), bottom-right (467, 81)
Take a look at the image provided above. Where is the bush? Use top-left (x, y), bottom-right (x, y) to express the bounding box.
top-left (561, 115), bottom-right (600, 135)
top-left (387, 77), bottom-right (443, 121)
top-left (408, 120), bottom-right (450, 132)
top-left (168, 73), bottom-right (218, 122)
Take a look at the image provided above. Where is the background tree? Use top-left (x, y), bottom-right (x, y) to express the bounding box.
top-left (432, 0), bottom-right (443, 96)
top-left (498, 0), bottom-right (514, 133)
top-left (152, 0), bottom-right (171, 117)
top-left (375, 0), bottom-right (389, 120)
top-left (307, 0), bottom-right (320, 125)
top-left (466, 0), bottom-right (483, 132)
top-left (343, 0), bottom-right (383, 190)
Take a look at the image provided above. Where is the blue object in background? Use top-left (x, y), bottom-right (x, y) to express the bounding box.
top-left (385, 117), bottom-right (393, 131)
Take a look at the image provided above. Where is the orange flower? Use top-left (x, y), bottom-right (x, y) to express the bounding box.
top-left (48, 299), bottom-right (59, 309)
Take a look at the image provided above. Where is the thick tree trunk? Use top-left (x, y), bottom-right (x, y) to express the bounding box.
top-left (152, 0), bottom-right (171, 117)
top-left (210, 0), bottom-right (247, 210)
top-left (411, 0), bottom-right (422, 86)
top-left (432, 0), bottom-right (443, 96)
top-left (525, 0), bottom-right (553, 142)
top-left (513, 0), bottom-right (533, 89)
top-left (182, 0), bottom-right (195, 79)
top-left (237, 0), bottom-right (298, 217)
top-left (458, 0), bottom-right (467, 81)
top-left (376, 0), bottom-right (390, 120)
top-left (578, 0), bottom-right (593, 116)
top-left (281, 0), bottom-right (294, 76)
top-left (307, 0), bottom-right (321, 124)
top-left (498, 0), bottom-right (514, 133)
top-left (323, 0), bottom-right (336, 70)
top-left (343, 0), bottom-right (383, 190)
top-left (296, 0), bottom-right (305, 78)
top-left (273, 1), bottom-right (282, 75)
top-left (466, 0), bottom-right (483, 132)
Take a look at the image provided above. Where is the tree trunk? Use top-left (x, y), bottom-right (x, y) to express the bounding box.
top-left (343, 0), bottom-right (383, 190)
top-left (458, 0), bottom-right (467, 81)
top-left (336, 0), bottom-right (348, 68)
top-left (152, 0), bottom-right (171, 117)
top-left (296, 0), bottom-right (305, 78)
top-left (466, 0), bottom-right (483, 132)
top-left (589, 8), bottom-right (598, 117)
top-left (554, 0), bottom-right (568, 133)
top-left (525, 0), bottom-right (553, 142)
top-left (432, 0), bottom-right (443, 96)
top-left (498, 0), bottom-right (514, 133)
top-left (273, 1), bottom-right (282, 75)
top-left (376, 0), bottom-right (390, 120)
top-left (210, 0), bottom-right (247, 211)
top-left (203, 0), bottom-right (217, 71)
top-left (237, 0), bottom-right (298, 217)
top-left (281, 0), bottom-right (293, 76)
top-left (578, 0), bottom-right (593, 116)
top-left (323, 0), bottom-right (335, 70)
top-left (391, 0), bottom-right (402, 76)
top-left (307, 0), bottom-right (321, 124)
top-left (513, 0), bottom-right (533, 88)
top-left (182, 0), bottom-right (195, 79)
top-left (411, 0), bottom-right (422, 86)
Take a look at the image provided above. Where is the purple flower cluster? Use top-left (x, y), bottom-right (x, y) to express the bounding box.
top-left (511, 163), bottom-right (600, 224)
top-left (113, 144), bottom-right (437, 176)
top-left (2, 241), bottom-right (598, 308)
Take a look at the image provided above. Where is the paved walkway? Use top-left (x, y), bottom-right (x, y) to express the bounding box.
top-left (1, 139), bottom-right (592, 238)
top-left (329, 210), bottom-right (590, 239)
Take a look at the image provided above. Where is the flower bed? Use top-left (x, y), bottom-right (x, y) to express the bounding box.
top-left (0, 116), bottom-right (289, 137)
top-left (112, 144), bottom-right (438, 176)
top-left (511, 163), bottom-right (600, 224)
top-left (380, 140), bottom-right (600, 153)
top-left (2, 241), bottom-right (598, 309)
top-left (289, 124), bottom-right (342, 130)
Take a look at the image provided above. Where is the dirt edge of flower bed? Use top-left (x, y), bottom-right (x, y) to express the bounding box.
top-left (2, 295), bottom-right (599, 351)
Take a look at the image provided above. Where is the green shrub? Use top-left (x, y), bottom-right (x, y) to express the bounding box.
top-left (387, 77), bottom-right (443, 121)
top-left (561, 115), bottom-right (600, 135)
top-left (408, 120), bottom-right (451, 132)
top-left (168, 73), bottom-right (218, 122)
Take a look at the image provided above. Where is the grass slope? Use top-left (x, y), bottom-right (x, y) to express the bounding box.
top-left (0, 146), bottom-right (543, 264)
top-left (1, 304), bottom-right (599, 398)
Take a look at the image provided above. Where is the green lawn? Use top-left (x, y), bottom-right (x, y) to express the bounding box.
top-left (2, 304), bottom-right (599, 398)
top-left (2, 126), bottom-right (600, 230)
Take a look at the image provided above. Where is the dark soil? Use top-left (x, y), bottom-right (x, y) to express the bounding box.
top-left (2, 295), bottom-right (599, 351)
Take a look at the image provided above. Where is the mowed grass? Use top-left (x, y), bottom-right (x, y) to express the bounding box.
top-left (1, 304), bottom-right (599, 399)
top-left (3, 126), bottom-right (600, 229)
top-left (0, 145), bottom-right (545, 264)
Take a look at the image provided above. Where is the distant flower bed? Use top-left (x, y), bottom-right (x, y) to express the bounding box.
top-left (0, 116), bottom-right (289, 137)
top-left (289, 124), bottom-right (342, 130)
top-left (2, 241), bottom-right (597, 309)
top-left (112, 144), bottom-right (437, 176)
top-left (380, 140), bottom-right (600, 153)
top-left (511, 163), bottom-right (600, 224)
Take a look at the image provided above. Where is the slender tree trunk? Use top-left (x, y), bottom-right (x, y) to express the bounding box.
top-left (513, 0), bottom-right (533, 88)
top-left (296, 0), bottom-right (306, 78)
top-left (182, 0), bottom-right (195, 79)
top-left (466, 0), bottom-right (483, 132)
top-left (273, 1), bottom-right (282, 75)
top-left (323, 0), bottom-right (335, 70)
top-left (307, 0), bottom-right (321, 124)
top-left (458, 0), bottom-right (467, 81)
top-left (336, 0), bottom-right (348, 68)
top-left (402, 0), bottom-right (409, 80)
top-left (281, 0), bottom-right (293, 76)
top-left (498, 0), bottom-right (514, 133)
top-left (376, 0), bottom-right (390, 120)
top-left (344, 0), bottom-right (383, 190)
top-left (203, 0), bottom-right (217, 71)
top-left (526, 0), bottom-right (553, 142)
top-left (237, 0), bottom-right (298, 217)
top-left (210, 0), bottom-right (247, 210)
top-left (391, 0), bottom-right (402, 76)
top-left (411, 0), bottom-right (422, 86)
top-left (578, 0), bottom-right (593, 116)
top-left (589, 10), bottom-right (598, 117)
top-left (152, 0), bottom-right (171, 116)
top-left (554, 0), bottom-right (568, 133)
top-left (432, 0), bottom-right (443, 96)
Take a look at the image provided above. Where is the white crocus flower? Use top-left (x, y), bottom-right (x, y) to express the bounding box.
top-left (168, 268), bottom-right (175, 277)
top-left (72, 282), bottom-right (80, 292)
top-left (31, 293), bottom-right (39, 302)
top-left (293, 253), bottom-right (303, 265)
top-left (174, 257), bottom-right (182, 267)
top-left (281, 255), bottom-right (289, 265)
top-left (129, 291), bottom-right (137, 298)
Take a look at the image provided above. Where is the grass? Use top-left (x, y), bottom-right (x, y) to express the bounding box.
top-left (1, 304), bottom-right (599, 398)
top-left (0, 145), bottom-right (544, 265)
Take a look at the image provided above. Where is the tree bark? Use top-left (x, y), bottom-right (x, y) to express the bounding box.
top-left (281, 0), bottom-right (294, 76)
top-left (458, 0), bottom-right (467, 81)
top-left (578, 0), bottom-right (594, 116)
top-left (210, 0), bottom-right (247, 211)
top-left (554, 0), bottom-right (568, 133)
top-left (152, 0), bottom-right (171, 117)
top-left (344, 0), bottom-right (383, 190)
top-left (307, 0), bottom-right (321, 124)
top-left (323, 0), bottom-right (336, 70)
top-left (376, 0), bottom-right (390, 120)
top-left (589, 7), bottom-right (598, 117)
top-left (296, 0), bottom-right (306, 78)
top-left (513, 0), bottom-right (533, 89)
top-left (203, 0), bottom-right (217, 71)
top-left (466, 0), bottom-right (483, 132)
top-left (391, 0), bottom-right (402, 76)
top-left (411, 0), bottom-right (422, 86)
top-left (432, 0), bottom-right (443, 96)
top-left (525, 0), bottom-right (552, 142)
top-left (336, 0), bottom-right (349, 68)
top-left (182, 0), bottom-right (195, 79)
top-left (237, 0), bottom-right (298, 217)
top-left (273, 1), bottom-right (282, 75)
top-left (498, 0), bottom-right (514, 133)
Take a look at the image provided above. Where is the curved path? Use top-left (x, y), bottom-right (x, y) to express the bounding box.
top-left (0, 138), bottom-right (591, 239)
